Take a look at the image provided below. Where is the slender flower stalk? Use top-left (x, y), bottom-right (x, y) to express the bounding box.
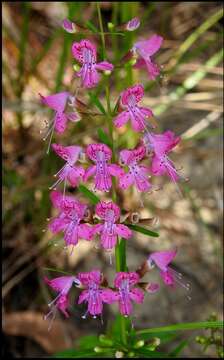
top-left (96, 2), bottom-right (127, 345)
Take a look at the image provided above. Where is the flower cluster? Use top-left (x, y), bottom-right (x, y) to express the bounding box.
top-left (48, 193), bottom-right (132, 251)
top-left (44, 249), bottom-right (190, 323)
top-left (40, 15), bottom-right (188, 329)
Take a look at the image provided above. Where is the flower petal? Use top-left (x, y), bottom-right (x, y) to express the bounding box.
top-left (72, 39), bottom-right (97, 63)
top-left (129, 288), bottom-right (144, 303)
top-left (114, 272), bottom-right (139, 288)
top-left (151, 155), bottom-right (167, 176)
top-left (108, 164), bottom-right (125, 178)
top-left (62, 19), bottom-right (76, 33)
top-left (95, 201), bottom-right (120, 221)
top-left (55, 112), bottom-right (68, 134)
top-left (78, 290), bottom-right (89, 304)
top-left (78, 270), bottom-right (101, 286)
top-left (149, 249), bottom-right (177, 272)
top-left (67, 166), bottom-right (84, 186)
top-left (119, 172), bottom-right (134, 190)
top-left (48, 216), bottom-right (69, 234)
top-left (115, 224), bottom-right (132, 239)
top-left (44, 275), bottom-right (76, 294)
top-left (52, 144), bottom-right (82, 164)
top-left (134, 173), bottom-right (151, 192)
top-left (101, 289), bottom-right (118, 304)
top-left (86, 143), bottom-right (112, 162)
top-left (91, 223), bottom-right (104, 236)
top-left (114, 111), bottom-right (130, 128)
top-left (78, 224), bottom-right (93, 241)
top-left (119, 297), bottom-right (132, 316)
top-left (126, 17), bottom-right (140, 31)
top-left (145, 59), bottom-right (160, 80)
top-left (139, 106), bottom-right (153, 118)
top-left (135, 34), bottom-right (163, 57)
top-left (84, 165), bottom-right (97, 181)
top-left (95, 61), bottom-right (114, 71)
top-left (160, 270), bottom-right (175, 287)
top-left (100, 233), bottom-right (117, 249)
top-left (40, 92), bottom-right (69, 112)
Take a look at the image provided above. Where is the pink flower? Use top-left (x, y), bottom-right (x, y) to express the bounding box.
top-left (84, 143), bottom-right (124, 192)
top-left (143, 131), bottom-right (181, 183)
top-left (114, 84), bottom-right (153, 132)
top-left (48, 191), bottom-right (93, 250)
top-left (132, 34), bottom-right (163, 80)
top-left (92, 201), bottom-right (132, 250)
top-left (44, 275), bottom-right (80, 327)
top-left (72, 39), bottom-right (113, 88)
top-left (147, 249), bottom-right (190, 292)
top-left (113, 272), bottom-right (144, 317)
top-left (50, 144), bottom-right (84, 190)
top-left (40, 92), bottom-right (80, 136)
top-left (93, 201), bottom-right (132, 250)
top-left (62, 19), bottom-right (76, 33)
top-left (126, 17), bottom-right (140, 31)
top-left (77, 270), bottom-right (117, 318)
top-left (119, 145), bottom-right (152, 192)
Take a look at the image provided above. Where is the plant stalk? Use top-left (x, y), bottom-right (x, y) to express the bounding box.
top-left (96, 2), bottom-right (127, 345)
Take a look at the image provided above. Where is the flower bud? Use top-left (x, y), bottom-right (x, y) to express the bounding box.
top-left (115, 351), bottom-right (124, 358)
top-left (195, 336), bottom-right (207, 344)
top-left (94, 346), bottom-right (104, 353)
top-left (129, 58), bottom-right (137, 66)
top-left (104, 70), bottom-right (112, 76)
top-left (151, 337), bottom-right (161, 347)
top-left (134, 340), bottom-right (145, 349)
top-left (73, 64), bottom-right (80, 72)
top-left (108, 22), bottom-right (114, 30)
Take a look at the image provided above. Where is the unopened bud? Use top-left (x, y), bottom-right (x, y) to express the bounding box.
top-left (134, 340), bottom-right (145, 349)
top-left (104, 70), bottom-right (112, 76)
top-left (151, 337), bottom-right (161, 347)
top-left (126, 17), bottom-right (140, 31)
top-left (129, 58), bottom-right (137, 66)
top-left (195, 336), bottom-right (206, 344)
top-left (94, 346), bottom-right (104, 353)
top-left (73, 64), bottom-right (80, 72)
top-left (115, 351), bottom-right (124, 358)
top-left (108, 22), bottom-right (114, 30)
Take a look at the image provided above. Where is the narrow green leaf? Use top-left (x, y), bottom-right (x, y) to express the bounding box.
top-left (136, 321), bottom-right (224, 336)
top-left (78, 185), bottom-right (100, 205)
top-left (97, 128), bottom-right (112, 148)
top-left (169, 339), bottom-right (189, 357)
top-left (126, 224), bottom-right (159, 238)
top-left (88, 92), bottom-right (106, 114)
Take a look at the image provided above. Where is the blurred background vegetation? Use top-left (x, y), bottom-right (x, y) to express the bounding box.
top-left (2, 1), bottom-right (223, 357)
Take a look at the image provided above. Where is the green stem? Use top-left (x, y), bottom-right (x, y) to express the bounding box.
top-left (96, 2), bottom-right (127, 345)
